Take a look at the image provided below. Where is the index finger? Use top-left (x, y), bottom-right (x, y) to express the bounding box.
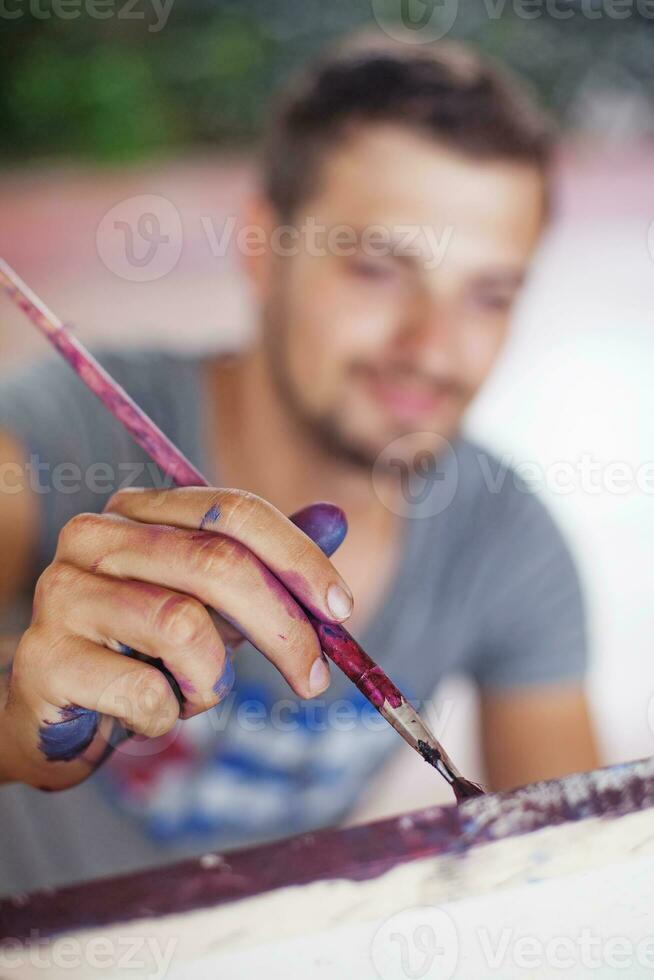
top-left (105, 488), bottom-right (353, 623)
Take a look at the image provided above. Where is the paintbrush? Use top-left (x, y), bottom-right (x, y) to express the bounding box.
top-left (0, 258), bottom-right (484, 802)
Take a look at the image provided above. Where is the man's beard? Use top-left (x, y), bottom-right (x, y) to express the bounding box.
top-left (262, 299), bottom-right (467, 472)
top-left (263, 311), bottom-right (387, 471)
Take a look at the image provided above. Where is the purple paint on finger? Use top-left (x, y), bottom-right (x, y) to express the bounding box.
top-left (281, 503), bottom-right (349, 618)
top-left (39, 705), bottom-right (99, 762)
top-left (290, 503), bottom-right (348, 559)
top-left (213, 651), bottom-right (235, 702)
top-left (259, 565), bottom-right (308, 622)
top-left (200, 504), bottom-right (221, 530)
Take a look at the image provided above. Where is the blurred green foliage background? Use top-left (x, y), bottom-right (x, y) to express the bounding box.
top-left (1, 0), bottom-right (653, 164)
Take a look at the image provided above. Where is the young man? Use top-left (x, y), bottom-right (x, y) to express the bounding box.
top-left (0, 36), bottom-right (597, 894)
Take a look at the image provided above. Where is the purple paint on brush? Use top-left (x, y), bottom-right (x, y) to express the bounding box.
top-left (316, 622), bottom-right (404, 709)
top-left (290, 504), bottom-right (404, 706)
top-left (292, 506), bottom-right (405, 706)
top-left (38, 705), bottom-right (99, 762)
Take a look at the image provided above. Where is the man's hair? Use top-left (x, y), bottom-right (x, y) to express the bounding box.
top-left (262, 33), bottom-right (555, 218)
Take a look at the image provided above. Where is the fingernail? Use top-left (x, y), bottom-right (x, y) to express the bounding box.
top-left (309, 655), bottom-right (331, 695)
top-left (327, 583), bottom-right (353, 621)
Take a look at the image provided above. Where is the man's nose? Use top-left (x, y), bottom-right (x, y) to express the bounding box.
top-left (398, 292), bottom-right (461, 367)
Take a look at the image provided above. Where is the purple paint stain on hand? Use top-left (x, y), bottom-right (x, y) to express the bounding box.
top-left (39, 705), bottom-right (99, 762)
top-left (290, 503), bottom-right (348, 559)
top-left (200, 504), bottom-right (221, 531)
top-left (213, 651), bottom-right (235, 702)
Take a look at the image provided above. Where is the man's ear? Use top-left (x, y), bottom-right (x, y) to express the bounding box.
top-left (239, 194), bottom-right (280, 300)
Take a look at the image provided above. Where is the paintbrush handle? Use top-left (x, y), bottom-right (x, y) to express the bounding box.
top-left (0, 259), bottom-right (205, 488)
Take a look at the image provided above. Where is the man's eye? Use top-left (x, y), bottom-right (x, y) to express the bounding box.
top-left (471, 290), bottom-right (515, 312)
top-left (347, 256), bottom-right (398, 281)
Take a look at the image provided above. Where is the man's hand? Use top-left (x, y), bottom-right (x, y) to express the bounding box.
top-left (0, 489), bottom-right (351, 791)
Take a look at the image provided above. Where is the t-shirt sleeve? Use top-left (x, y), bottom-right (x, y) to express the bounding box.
top-left (466, 482), bottom-right (589, 690)
top-left (0, 351), bottom-right (187, 582)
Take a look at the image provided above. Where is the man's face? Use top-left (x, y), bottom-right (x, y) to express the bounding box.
top-left (251, 124), bottom-right (546, 467)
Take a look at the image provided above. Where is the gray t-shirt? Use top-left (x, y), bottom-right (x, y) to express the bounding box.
top-left (0, 351), bottom-right (587, 896)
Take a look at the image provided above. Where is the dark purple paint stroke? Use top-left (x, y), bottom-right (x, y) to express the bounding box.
top-left (2, 757), bottom-right (653, 943)
top-left (38, 705), bottom-right (99, 763)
